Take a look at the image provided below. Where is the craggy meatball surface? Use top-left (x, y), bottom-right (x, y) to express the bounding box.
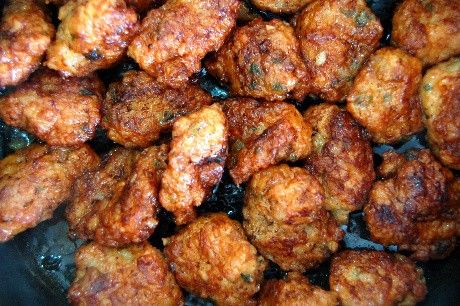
top-left (295, 0), bottom-right (383, 102)
top-left (347, 47), bottom-right (424, 143)
top-left (159, 104), bottom-right (228, 225)
top-left (206, 18), bottom-right (306, 102)
top-left (66, 145), bottom-right (168, 247)
top-left (0, 69), bottom-right (103, 146)
top-left (364, 149), bottom-right (457, 261)
top-left (304, 104), bottom-right (375, 224)
top-left (420, 57), bottom-right (460, 170)
top-left (0, 144), bottom-right (99, 242)
top-left (259, 272), bottom-right (339, 306)
top-left (128, 0), bottom-right (239, 87)
top-left (0, 0), bottom-right (54, 87)
top-left (244, 164), bottom-right (343, 272)
top-left (164, 213), bottom-right (267, 306)
top-left (223, 98), bottom-right (312, 185)
top-left (46, 0), bottom-right (138, 76)
top-left (102, 70), bottom-right (212, 148)
top-left (392, 0), bottom-right (460, 67)
top-left (68, 242), bottom-right (183, 306)
top-left (330, 250), bottom-right (427, 306)
top-left (251, 0), bottom-right (314, 14)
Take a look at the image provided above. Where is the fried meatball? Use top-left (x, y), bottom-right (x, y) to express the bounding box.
top-left (164, 213), bottom-right (267, 306)
top-left (304, 104), bottom-right (375, 224)
top-left (364, 149), bottom-right (457, 261)
top-left (243, 164), bottom-right (344, 272)
top-left (68, 242), bottom-right (183, 306)
top-left (0, 69), bottom-right (103, 146)
top-left (0, 144), bottom-right (99, 242)
top-left (295, 0), bottom-right (383, 102)
top-left (223, 98), bottom-right (312, 185)
top-left (392, 0), bottom-right (460, 67)
top-left (128, 0), bottom-right (239, 87)
top-left (66, 145), bottom-right (168, 247)
top-left (206, 19), bottom-right (306, 102)
top-left (420, 57), bottom-right (460, 170)
top-left (102, 70), bottom-right (212, 148)
top-left (347, 47), bottom-right (424, 143)
top-left (251, 0), bottom-right (314, 14)
top-left (259, 272), bottom-right (339, 306)
top-left (159, 104), bottom-right (228, 225)
top-left (0, 0), bottom-right (54, 87)
top-left (330, 250), bottom-right (427, 306)
top-left (46, 0), bottom-right (138, 76)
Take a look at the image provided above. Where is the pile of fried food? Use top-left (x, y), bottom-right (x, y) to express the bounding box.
top-left (0, 0), bottom-right (459, 305)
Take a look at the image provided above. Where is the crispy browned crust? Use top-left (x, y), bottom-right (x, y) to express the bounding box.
top-left (128, 0), bottom-right (238, 87)
top-left (0, 68), bottom-right (102, 146)
top-left (392, 0), bottom-right (460, 67)
top-left (243, 164), bottom-right (344, 272)
top-left (159, 104), bottom-right (228, 225)
top-left (251, 0), bottom-right (314, 14)
top-left (295, 0), bottom-right (383, 102)
top-left (364, 149), bottom-right (457, 261)
top-left (330, 250), bottom-right (427, 306)
top-left (206, 18), bottom-right (306, 102)
top-left (347, 47), bottom-right (424, 143)
top-left (0, 0), bottom-right (55, 87)
top-left (102, 70), bottom-right (212, 148)
top-left (223, 98), bottom-right (312, 185)
top-left (46, 0), bottom-right (139, 76)
top-left (0, 144), bottom-right (99, 242)
top-left (259, 272), bottom-right (339, 306)
top-left (421, 57), bottom-right (460, 170)
top-left (68, 242), bottom-right (183, 306)
top-left (66, 145), bottom-right (168, 247)
top-left (304, 104), bottom-right (375, 224)
top-left (164, 213), bottom-right (267, 306)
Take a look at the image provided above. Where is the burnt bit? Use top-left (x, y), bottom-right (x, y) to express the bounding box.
top-left (84, 49), bottom-right (103, 61)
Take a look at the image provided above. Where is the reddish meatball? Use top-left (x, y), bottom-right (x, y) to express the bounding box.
top-left (304, 104), bottom-right (375, 224)
top-left (251, 0), bottom-right (314, 14)
top-left (0, 69), bottom-right (103, 146)
top-left (330, 250), bottom-right (427, 306)
top-left (66, 145), bottom-right (168, 247)
top-left (243, 164), bottom-right (344, 272)
top-left (0, 0), bottom-right (55, 87)
top-left (364, 150), bottom-right (457, 261)
top-left (164, 213), bottom-right (267, 306)
top-left (68, 242), bottom-right (183, 306)
top-left (102, 70), bottom-right (212, 148)
top-left (295, 0), bottom-right (383, 102)
top-left (223, 98), bottom-right (312, 185)
top-left (206, 18), bottom-right (307, 102)
top-left (128, 0), bottom-right (239, 87)
top-left (0, 144), bottom-right (99, 242)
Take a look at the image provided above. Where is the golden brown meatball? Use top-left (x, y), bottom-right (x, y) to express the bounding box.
top-left (68, 242), bottom-right (183, 306)
top-left (102, 70), bottom-right (212, 148)
top-left (0, 0), bottom-right (55, 87)
top-left (206, 18), bottom-right (306, 102)
top-left (128, 0), bottom-right (239, 88)
top-left (66, 145), bottom-right (168, 247)
top-left (251, 0), bottom-right (314, 14)
top-left (304, 104), bottom-right (375, 224)
top-left (392, 0), bottom-right (460, 67)
top-left (364, 149), bottom-right (457, 261)
top-left (0, 69), bottom-right (103, 146)
top-left (330, 250), bottom-right (427, 306)
top-left (347, 47), bottom-right (424, 143)
top-left (159, 104), bottom-right (228, 225)
top-left (295, 0), bottom-right (383, 102)
top-left (259, 272), bottom-right (339, 306)
top-left (164, 213), bottom-right (267, 306)
top-left (0, 144), bottom-right (99, 242)
top-left (46, 0), bottom-right (138, 76)
top-left (223, 98), bottom-right (312, 185)
top-left (243, 164), bottom-right (344, 272)
top-left (420, 57), bottom-right (460, 170)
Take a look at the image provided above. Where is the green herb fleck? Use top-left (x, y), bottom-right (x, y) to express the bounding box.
top-left (289, 153), bottom-right (298, 162)
top-left (272, 82), bottom-right (286, 92)
top-left (232, 139), bottom-right (245, 152)
top-left (249, 63), bottom-right (263, 76)
top-left (160, 110), bottom-right (175, 124)
top-left (272, 57), bottom-right (284, 64)
top-left (383, 92), bottom-right (392, 103)
top-left (241, 273), bottom-right (253, 283)
top-left (249, 80), bottom-right (259, 90)
top-left (355, 94), bottom-right (373, 106)
top-left (249, 123), bottom-right (266, 135)
top-left (355, 11), bottom-right (370, 27)
top-left (153, 159), bottom-right (165, 169)
top-left (423, 83), bottom-right (433, 92)
top-left (80, 88), bottom-right (94, 96)
top-left (340, 8), bottom-right (356, 18)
